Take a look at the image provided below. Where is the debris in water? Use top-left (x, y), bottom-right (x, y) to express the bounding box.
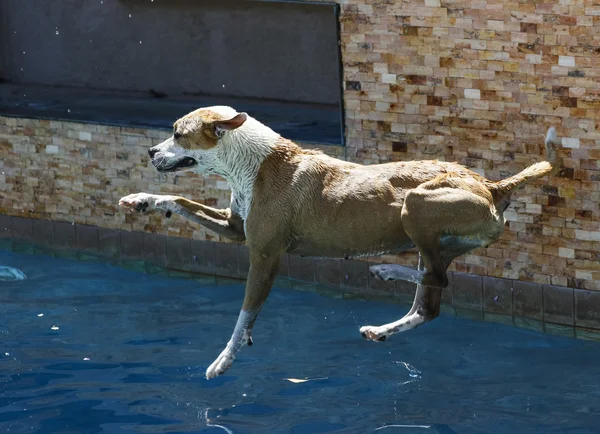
top-left (284, 377), bottom-right (328, 383)
top-left (51, 326), bottom-right (59, 331)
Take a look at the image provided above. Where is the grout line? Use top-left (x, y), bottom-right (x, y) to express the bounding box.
top-left (510, 278), bottom-right (515, 327)
top-left (542, 284), bottom-right (546, 333)
top-left (572, 287), bottom-right (576, 328)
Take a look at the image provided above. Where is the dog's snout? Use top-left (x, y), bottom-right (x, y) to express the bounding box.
top-left (148, 148), bottom-right (158, 158)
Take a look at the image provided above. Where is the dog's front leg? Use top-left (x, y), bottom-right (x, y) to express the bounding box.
top-left (205, 252), bottom-right (280, 379)
top-left (360, 256), bottom-right (442, 342)
top-left (119, 193), bottom-right (245, 242)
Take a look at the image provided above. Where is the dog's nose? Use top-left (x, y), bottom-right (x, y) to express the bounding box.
top-left (148, 148), bottom-right (158, 158)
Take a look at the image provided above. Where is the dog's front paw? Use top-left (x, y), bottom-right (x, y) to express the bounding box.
top-left (206, 347), bottom-right (236, 379)
top-left (119, 193), bottom-right (175, 214)
top-left (119, 193), bottom-right (158, 213)
top-left (359, 325), bottom-right (388, 342)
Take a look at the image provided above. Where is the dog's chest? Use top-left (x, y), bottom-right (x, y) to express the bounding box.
top-left (230, 187), bottom-right (252, 221)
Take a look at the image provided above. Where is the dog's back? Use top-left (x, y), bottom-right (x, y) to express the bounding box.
top-left (249, 127), bottom-right (559, 260)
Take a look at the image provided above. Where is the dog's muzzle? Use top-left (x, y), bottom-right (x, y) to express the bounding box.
top-left (152, 156), bottom-right (198, 172)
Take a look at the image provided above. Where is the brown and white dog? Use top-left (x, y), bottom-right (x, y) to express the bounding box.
top-left (119, 106), bottom-right (560, 379)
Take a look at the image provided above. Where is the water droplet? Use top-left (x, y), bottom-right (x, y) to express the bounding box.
top-left (67, 109), bottom-right (71, 113)
top-left (83, 357), bottom-right (90, 361)
top-left (37, 313), bottom-right (43, 317)
top-left (139, 40), bottom-right (142, 44)
top-left (55, 30), bottom-right (59, 35)
top-left (222, 84), bottom-right (225, 88)
top-left (51, 325), bottom-right (59, 330)
top-left (128, 14), bottom-right (132, 18)
top-left (4, 352), bottom-right (8, 356)
top-left (22, 51), bottom-right (25, 54)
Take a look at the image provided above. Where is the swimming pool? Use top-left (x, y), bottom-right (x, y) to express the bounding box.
top-left (1, 250), bottom-right (599, 434)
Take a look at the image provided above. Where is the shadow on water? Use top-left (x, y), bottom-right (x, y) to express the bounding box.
top-left (1, 250), bottom-right (600, 433)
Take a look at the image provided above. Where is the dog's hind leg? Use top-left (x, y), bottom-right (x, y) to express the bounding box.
top-left (400, 180), bottom-right (498, 288)
top-left (360, 256), bottom-right (442, 342)
top-left (205, 252), bottom-right (280, 379)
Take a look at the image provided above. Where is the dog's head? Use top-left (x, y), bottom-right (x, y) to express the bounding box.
top-left (148, 106), bottom-right (248, 173)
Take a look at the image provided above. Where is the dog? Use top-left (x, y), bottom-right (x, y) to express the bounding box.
top-left (119, 106), bottom-right (560, 379)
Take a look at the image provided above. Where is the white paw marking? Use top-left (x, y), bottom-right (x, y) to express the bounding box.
top-left (206, 347), bottom-right (235, 379)
top-left (118, 193), bottom-right (173, 213)
top-left (359, 325), bottom-right (388, 342)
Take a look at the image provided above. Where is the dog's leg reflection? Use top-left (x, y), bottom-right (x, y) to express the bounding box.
top-left (360, 256), bottom-right (442, 342)
top-left (369, 263), bottom-right (426, 284)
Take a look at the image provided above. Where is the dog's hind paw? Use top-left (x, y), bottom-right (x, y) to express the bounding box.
top-left (206, 347), bottom-right (236, 379)
top-left (359, 325), bottom-right (388, 342)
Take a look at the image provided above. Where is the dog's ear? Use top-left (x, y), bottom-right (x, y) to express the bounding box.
top-left (213, 113), bottom-right (248, 138)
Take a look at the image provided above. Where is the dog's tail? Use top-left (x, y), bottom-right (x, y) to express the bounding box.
top-left (492, 127), bottom-right (560, 195)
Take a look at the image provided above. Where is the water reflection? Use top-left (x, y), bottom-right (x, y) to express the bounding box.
top-left (0, 265), bottom-right (26, 281)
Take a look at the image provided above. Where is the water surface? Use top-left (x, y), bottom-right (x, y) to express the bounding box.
top-left (1, 250), bottom-right (599, 433)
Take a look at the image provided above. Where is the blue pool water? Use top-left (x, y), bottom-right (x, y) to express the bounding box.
top-left (1, 250), bottom-right (600, 434)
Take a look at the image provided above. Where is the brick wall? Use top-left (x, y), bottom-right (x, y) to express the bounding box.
top-left (331, 0), bottom-right (600, 289)
top-left (0, 116), bottom-right (342, 241)
top-left (1, 0), bottom-right (600, 290)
